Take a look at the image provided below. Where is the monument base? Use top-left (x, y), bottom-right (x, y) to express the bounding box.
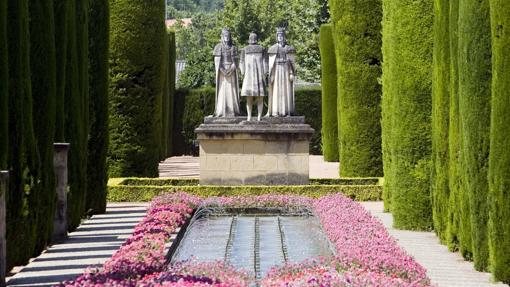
top-left (195, 117), bottom-right (314, 185)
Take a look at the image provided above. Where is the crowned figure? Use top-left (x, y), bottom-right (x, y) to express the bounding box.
top-left (266, 27), bottom-right (297, 117)
top-left (213, 28), bottom-right (240, 117)
top-left (240, 33), bottom-right (268, 121)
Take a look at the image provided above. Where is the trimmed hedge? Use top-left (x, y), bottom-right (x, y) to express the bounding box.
top-left (160, 31), bottom-right (169, 161)
top-left (447, 0), bottom-right (466, 254)
top-left (458, 0), bottom-right (491, 271)
top-left (87, 0), bottom-right (110, 215)
top-left (488, 0), bottom-right (510, 282)
top-left (319, 24), bottom-right (338, 162)
top-left (108, 185), bottom-right (382, 202)
top-left (431, 0), bottom-right (450, 244)
top-left (29, 0), bottom-right (58, 252)
top-left (172, 86), bottom-right (323, 156)
top-left (167, 31), bottom-right (176, 157)
top-left (0, 0), bottom-right (6, 169)
top-left (54, 0), bottom-right (68, 142)
top-left (331, 0), bottom-right (383, 177)
top-left (381, 0), bottom-right (433, 230)
top-left (108, 0), bottom-right (167, 177)
top-left (117, 177), bottom-right (382, 186)
top-left (6, 0), bottom-right (40, 268)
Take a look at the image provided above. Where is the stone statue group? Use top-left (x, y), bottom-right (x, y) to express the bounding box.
top-left (213, 27), bottom-right (296, 121)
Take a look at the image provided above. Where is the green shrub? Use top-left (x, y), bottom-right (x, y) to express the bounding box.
top-left (488, 0), bottom-right (510, 282)
top-left (108, 184), bottom-right (382, 202)
top-left (29, 0), bottom-right (58, 252)
top-left (458, 0), bottom-right (491, 271)
top-left (6, 0), bottom-right (40, 268)
top-left (319, 24), bottom-right (338, 162)
top-left (295, 87), bottom-right (322, 155)
top-left (431, 0), bottom-right (450, 244)
top-left (381, 0), bottom-right (433, 230)
top-left (447, 0), bottom-right (466, 254)
top-left (331, 0), bottom-right (383, 178)
top-left (167, 31), bottom-right (176, 157)
top-left (87, 0), bottom-right (110, 215)
top-left (66, 0), bottom-right (90, 231)
top-left (117, 177), bottom-right (381, 187)
top-left (0, 0), bottom-right (6, 169)
top-left (108, 0), bottom-right (167, 177)
top-left (54, 1), bottom-right (68, 142)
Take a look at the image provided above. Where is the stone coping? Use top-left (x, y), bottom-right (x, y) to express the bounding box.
top-left (203, 116), bottom-right (306, 125)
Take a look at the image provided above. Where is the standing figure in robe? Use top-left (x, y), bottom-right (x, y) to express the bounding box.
top-left (213, 28), bottom-right (240, 117)
top-left (267, 27), bottom-right (297, 117)
top-left (240, 33), bottom-right (268, 121)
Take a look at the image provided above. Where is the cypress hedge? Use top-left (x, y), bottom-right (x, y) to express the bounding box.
top-left (65, 0), bottom-right (89, 230)
top-left (431, 0), bottom-right (450, 244)
top-left (458, 0), bottom-right (491, 271)
top-left (382, 0), bottom-right (433, 230)
top-left (160, 31), bottom-right (169, 161)
top-left (319, 24), bottom-right (338, 162)
top-left (488, 0), bottom-right (510, 282)
top-left (29, 0), bottom-right (57, 251)
top-left (167, 30), bottom-right (176, 157)
top-left (6, 0), bottom-right (40, 268)
top-left (87, 0), bottom-right (110, 214)
top-left (108, 0), bottom-right (167, 177)
top-left (447, 0), bottom-right (467, 254)
top-left (0, 0), bottom-right (6, 169)
top-left (380, 0), bottom-right (395, 212)
top-left (54, 1), bottom-right (68, 142)
top-left (332, 0), bottom-right (383, 177)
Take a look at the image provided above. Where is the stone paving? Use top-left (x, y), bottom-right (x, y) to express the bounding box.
top-left (362, 202), bottom-right (507, 287)
top-left (6, 203), bottom-right (148, 287)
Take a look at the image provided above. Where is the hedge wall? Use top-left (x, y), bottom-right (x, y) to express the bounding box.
top-left (160, 31), bottom-right (169, 161)
top-left (87, 0), bottom-right (109, 214)
top-left (29, 0), bottom-right (57, 252)
top-left (172, 86), bottom-right (323, 156)
top-left (319, 24), bottom-right (338, 162)
top-left (488, 0), bottom-right (510, 282)
top-left (167, 31), bottom-right (176, 157)
top-left (381, 0), bottom-right (433, 230)
top-left (458, 0), bottom-right (492, 271)
top-left (6, 0), bottom-right (40, 268)
top-left (54, 1), bottom-right (68, 142)
top-left (431, 0), bottom-right (450, 244)
top-left (331, 0), bottom-right (383, 177)
top-left (0, 0), bottom-right (6, 169)
top-left (447, 0), bottom-right (466, 254)
top-left (108, 0), bottom-right (167, 178)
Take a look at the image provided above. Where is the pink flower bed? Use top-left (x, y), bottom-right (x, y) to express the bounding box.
top-left (57, 192), bottom-right (431, 287)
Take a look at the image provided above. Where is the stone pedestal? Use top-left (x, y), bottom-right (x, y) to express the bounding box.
top-left (0, 171), bottom-right (8, 287)
top-left (195, 117), bottom-right (314, 185)
top-left (53, 143), bottom-right (70, 241)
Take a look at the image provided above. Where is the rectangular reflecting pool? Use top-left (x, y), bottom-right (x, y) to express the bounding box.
top-left (170, 211), bottom-right (334, 278)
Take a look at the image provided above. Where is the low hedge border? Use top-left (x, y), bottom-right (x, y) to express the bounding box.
top-left (118, 177), bottom-right (382, 187)
top-left (107, 182), bottom-right (383, 202)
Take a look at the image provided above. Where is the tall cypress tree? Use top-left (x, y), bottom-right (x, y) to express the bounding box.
top-left (458, 0), bottom-right (491, 271)
top-left (333, 0), bottom-right (383, 177)
top-left (87, 0), bottom-right (109, 215)
top-left (65, 0), bottom-right (88, 231)
top-left (319, 24), bottom-right (339, 162)
top-left (6, 0), bottom-right (40, 268)
top-left (431, 0), bottom-right (450, 244)
top-left (160, 31), bottom-right (169, 161)
top-left (29, 0), bottom-right (57, 251)
top-left (488, 0), bottom-right (510, 282)
top-left (382, 0), bottom-right (433, 230)
top-left (167, 30), bottom-right (176, 157)
top-left (0, 0), bottom-right (7, 170)
top-left (54, 1), bottom-right (69, 142)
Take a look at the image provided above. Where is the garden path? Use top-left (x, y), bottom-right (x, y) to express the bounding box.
top-left (159, 155), bottom-right (340, 179)
top-left (362, 202), bottom-right (507, 287)
top-left (6, 203), bottom-right (149, 287)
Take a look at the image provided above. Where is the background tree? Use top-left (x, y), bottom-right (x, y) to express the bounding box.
top-left (0, 0), bottom-right (7, 169)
